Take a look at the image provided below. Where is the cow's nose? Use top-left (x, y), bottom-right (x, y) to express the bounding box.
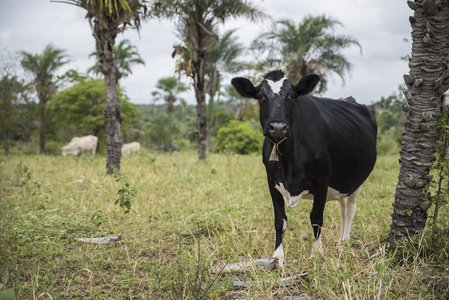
top-left (268, 122), bottom-right (287, 137)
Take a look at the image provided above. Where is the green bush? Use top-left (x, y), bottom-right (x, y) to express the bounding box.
top-left (214, 120), bottom-right (263, 154)
top-left (45, 141), bottom-right (64, 156)
top-left (377, 126), bottom-right (402, 155)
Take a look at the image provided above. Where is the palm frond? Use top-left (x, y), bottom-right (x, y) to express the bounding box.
top-left (250, 14), bottom-right (360, 93)
top-left (54, 0), bottom-right (146, 33)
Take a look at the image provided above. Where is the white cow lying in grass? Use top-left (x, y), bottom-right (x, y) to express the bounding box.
top-left (62, 135), bottom-right (98, 156)
top-left (121, 142), bottom-right (140, 155)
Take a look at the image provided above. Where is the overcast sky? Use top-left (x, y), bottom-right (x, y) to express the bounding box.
top-left (0, 0), bottom-right (411, 106)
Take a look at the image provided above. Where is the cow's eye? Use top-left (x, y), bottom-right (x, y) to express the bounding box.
top-left (256, 94), bottom-right (264, 101)
top-left (289, 92), bottom-right (297, 100)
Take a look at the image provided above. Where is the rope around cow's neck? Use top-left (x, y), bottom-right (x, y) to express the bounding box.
top-left (269, 137), bottom-right (288, 161)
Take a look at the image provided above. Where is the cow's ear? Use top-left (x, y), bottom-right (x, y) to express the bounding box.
top-left (231, 77), bottom-right (257, 98)
top-left (295, 74), bottom-right (320, 95)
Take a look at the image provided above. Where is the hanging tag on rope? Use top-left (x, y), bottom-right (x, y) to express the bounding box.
top-left (269, 145), bottom-right (279, 161)
top-left (269, 137), bottom-right (287, 162)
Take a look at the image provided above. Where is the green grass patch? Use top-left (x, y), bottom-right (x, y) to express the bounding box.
top-left (0, 151), bottom-right (448, 299)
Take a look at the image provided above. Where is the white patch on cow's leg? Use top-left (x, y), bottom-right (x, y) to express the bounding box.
top-left (272, 219), bottom-right (287, 268)
top-left (342, 187), bottom-right (360, 241)
top-left (310, 235), bottom-right (323, 258)
top-left (338, 198), bottom-right (347, 241)
top-left (265, 76), bottom-right (287, 94)
top-left (273, 243), bottom-right (285, 268)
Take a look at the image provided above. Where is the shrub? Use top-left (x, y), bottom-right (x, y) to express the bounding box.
top-left (214, 120), bottom-right (263, 154)
top-left (377, 127), bottom-right (402, 155)
top-left (45, 141), bottom-right (64, 156)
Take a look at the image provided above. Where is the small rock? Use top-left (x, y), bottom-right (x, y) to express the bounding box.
top-left (75, 235), bottom-right (120, 244)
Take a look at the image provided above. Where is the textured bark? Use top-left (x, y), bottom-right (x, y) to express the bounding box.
top-left (4, 130), bottom-right (9, 156)
top-left (167, 94), bottom-right (175, 149)
top-left (38, 97), bottom-right (47, 154)
top-left (193, 53), bottom-right (208, 160)
top-left (168, 111), bottom-right (173, 150)
top-left (93, 21), bottom-right (122, 174)
top-left (389, 0), bottom-right (449, 244)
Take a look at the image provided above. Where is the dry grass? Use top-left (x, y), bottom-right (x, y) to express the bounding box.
top-left (0, 150), bottom-right (448, 299)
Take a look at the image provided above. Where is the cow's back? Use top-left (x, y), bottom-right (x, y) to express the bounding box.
top-left (68, 135), bottom-right (98, 155)
top-left (122, 142), bottom-right (140, 155)
top-left (296, 96), bottom-right (377, 195)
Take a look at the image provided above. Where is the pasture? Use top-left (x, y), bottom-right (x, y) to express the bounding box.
top-left (1, 151), bottom-right (448, 299)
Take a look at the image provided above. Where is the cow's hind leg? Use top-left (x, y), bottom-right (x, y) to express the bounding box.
top-left (339, 187), bottom-right (360, 241)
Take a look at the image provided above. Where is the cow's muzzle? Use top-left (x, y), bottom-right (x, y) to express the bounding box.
top-left (268, 122), bottom-right (288, 140)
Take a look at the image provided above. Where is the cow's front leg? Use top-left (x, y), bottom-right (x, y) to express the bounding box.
top-left (269, 183), bottom-right (287, 268)
top-left (310, 183), bottom-right (328, 257)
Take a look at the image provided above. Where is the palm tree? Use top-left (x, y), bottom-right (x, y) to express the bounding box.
top-left (205, 29), bottom-right (245, 98)
top-left (151, 0), bottom-right (266, 160)
top-left (88, 39), bottom-right (145, 83)
top-left (251, 15), bottom-right (360, 94)
top-left (21, 44), bottom-right (69, 154)
top-left (151, 76), bottom-right (188, 147)
top-left (0, 75), bottom-right (23, 155)
top-left (388, 0), bottom-right (449, 245)
top-left (205, 29), bottom-right (245, 148)
top-left (172, 29), bottom-right (243, 98)
top-left (56, 0), bottom-right (147, 174)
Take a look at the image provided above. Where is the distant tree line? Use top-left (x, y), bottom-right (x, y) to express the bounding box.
top-left (1, 1), bottom-right (361, 162)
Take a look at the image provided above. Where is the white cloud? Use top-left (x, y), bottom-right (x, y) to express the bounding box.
top-left (0, 0), bottom-right (412, 105)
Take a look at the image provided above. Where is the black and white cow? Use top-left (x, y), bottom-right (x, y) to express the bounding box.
top-left (231, 70), bottom-right (377, 267)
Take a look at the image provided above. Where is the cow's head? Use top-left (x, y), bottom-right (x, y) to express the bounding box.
top-left (62, 146), bottom-right (69, 156)
top-left (62, 145), bottom-right (77, 156)
top-left (231, 70), bottom-right (320, 141)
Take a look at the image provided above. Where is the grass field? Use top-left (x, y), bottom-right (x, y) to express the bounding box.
top-left (1, 150), bottom-right (448, 299)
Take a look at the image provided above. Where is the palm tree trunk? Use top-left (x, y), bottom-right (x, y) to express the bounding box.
top-left (94, 127), bottom-right (101, 155)
top-left (103, 83), bottom-right (122, 174)
top-left (207, 71), bottom-right (218, 152)
top-left (94, 21), bottom-right (122, 174)
top-left (4, 130), bottom-right (9, 156)
top-left (388, 0), bottom-right (449, 245)
top-left (39, 98), bottom-right (47, 154)
top-left (168, 110), bottom-right (172, 150)
top-left (194, 58), bottom-right (207, 160)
